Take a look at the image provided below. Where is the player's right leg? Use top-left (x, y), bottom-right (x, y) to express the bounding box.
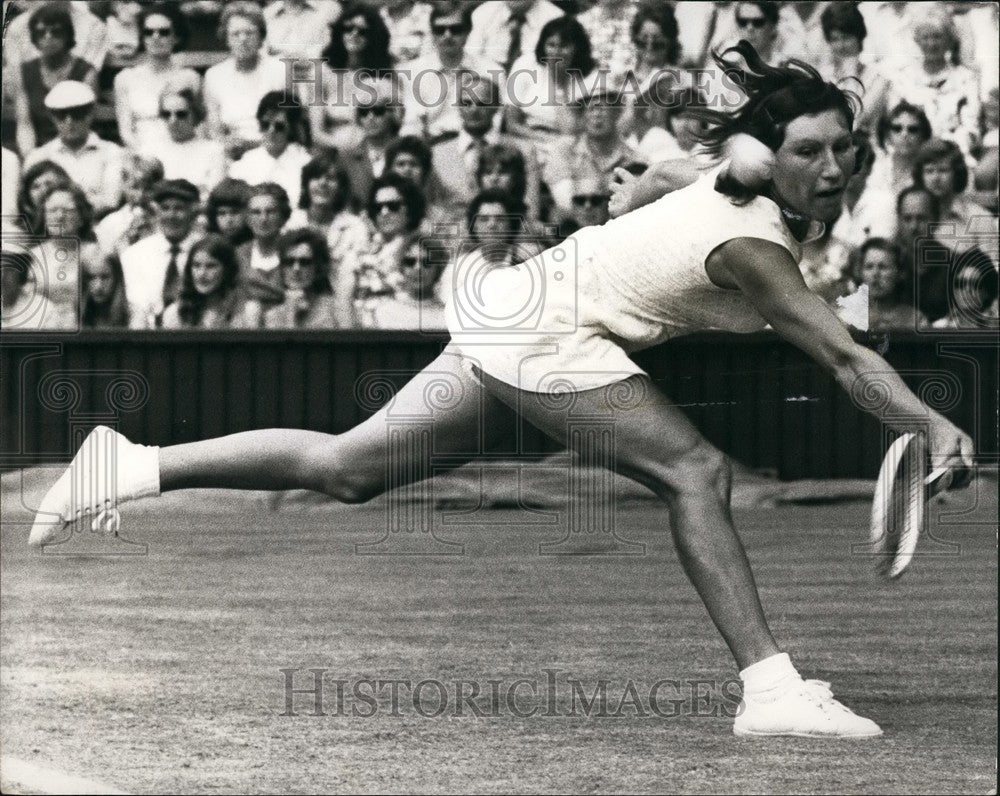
top-left (29, 348), bottom-right (510, 547)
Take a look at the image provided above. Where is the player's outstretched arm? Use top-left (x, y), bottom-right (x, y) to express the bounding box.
top-left (715, 238), bottom-right (975, 480)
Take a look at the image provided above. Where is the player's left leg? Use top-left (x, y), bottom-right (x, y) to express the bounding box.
top-left (479, 368), bottom-right (882, 738)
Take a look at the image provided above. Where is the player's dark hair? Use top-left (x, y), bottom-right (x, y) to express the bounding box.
top-left (692, 41), bottom-right (860, 201)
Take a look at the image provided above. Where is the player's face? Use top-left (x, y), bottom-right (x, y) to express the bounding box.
top-left (190, 250), bottom-right (226, 296)
top-left (280, 243), bottom-right (317, 291)
top-left (84, 260), bottom-right (116, 304)
top-left (921, 159), bottom-right (954, 199)
top-left (860, 248), bottom-right (899, 300)
top-left (772, 110), bottom-right (854, 222)
top-left (247, 195), bottom-right (285, 239)
top-left (43, 190), bottom-right (81, 236)
top-left (431, 11), bottom-right (468, 59)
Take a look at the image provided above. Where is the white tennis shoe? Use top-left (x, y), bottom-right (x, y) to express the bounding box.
top-left (734, 679), bottom-right (883, 738)
top-left (28, 426), bottom-right (160, 548)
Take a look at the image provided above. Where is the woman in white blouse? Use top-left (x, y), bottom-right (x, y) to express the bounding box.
top-left (113, 2), bottom-right (200, 152)
top-left (145, 86), bottom-right (225, 200)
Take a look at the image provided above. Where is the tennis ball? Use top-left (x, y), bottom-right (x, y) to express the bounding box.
top-left (725, 133), bottom-right (775, 188)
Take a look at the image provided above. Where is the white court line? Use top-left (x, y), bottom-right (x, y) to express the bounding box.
top-left (0, 757), bottom-right (130, 795)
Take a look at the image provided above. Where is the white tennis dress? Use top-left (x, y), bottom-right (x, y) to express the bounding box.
top-left (447, 166), bottom-right (816, 393)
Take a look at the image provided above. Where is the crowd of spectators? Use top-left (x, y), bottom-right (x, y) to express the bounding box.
top-left (1, 0), bottom-right (997, 333)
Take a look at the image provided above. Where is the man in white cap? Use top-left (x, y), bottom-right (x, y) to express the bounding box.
top-left (23, 80), bottom-right (125, 215)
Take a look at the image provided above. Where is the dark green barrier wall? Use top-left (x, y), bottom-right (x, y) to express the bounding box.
top-left (2, 331), bottom-right (996, 478)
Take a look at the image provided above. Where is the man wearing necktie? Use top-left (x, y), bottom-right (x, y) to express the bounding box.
top-left (120, 179), bottom-right (201, 328)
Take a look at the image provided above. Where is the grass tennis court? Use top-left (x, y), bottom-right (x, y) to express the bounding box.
top-left (2, 470), bottom-right (996, 794)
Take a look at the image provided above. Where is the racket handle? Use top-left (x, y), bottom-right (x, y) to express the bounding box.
top-left (925, 466), bottom-right (952, 494)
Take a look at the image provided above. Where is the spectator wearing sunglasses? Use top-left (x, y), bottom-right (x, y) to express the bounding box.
top-left (623, 3), bottom-right (684, 95)
top-left (148, 87), bottom-right (226, 201)
top-left (258, 227), bottom-right (345, 329)
top-left (384, 136), bottom-right (454, 229)
top-left (229, 92), bottom-right (312, 209)
top-left (867, 101), bottom-right (933, 198)
top-left (710, 2), bottom-right (784, 66)
top-left (347, 174), bottom-right (426, 319)
top-left (311, 4), bottom-right (396, 152)
top-left (3, 0), bottom-right (108, 76)
top-left (112, 3), bottom-right (200, 152)
top-left (203, 2), bottom-right (288, 160)
top-left (13, 3), bottom-right (98, 156)
top-left (359, 233), bottom-right (449, 330)
top-left (327, 78), bottom-right (402, 200)
top-left (23, 81), bottom-right (125, 216)
top-left (400, 5), bottom-right (496, 141)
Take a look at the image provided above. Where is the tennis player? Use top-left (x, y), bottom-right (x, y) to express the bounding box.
top-left (29, 44), bottom-right (974, 738)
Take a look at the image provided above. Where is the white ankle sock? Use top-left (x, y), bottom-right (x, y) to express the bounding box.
top-left (740, 652), bottom-right (801, 698)
top-left (130, 444), bottom-right (162, 500)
